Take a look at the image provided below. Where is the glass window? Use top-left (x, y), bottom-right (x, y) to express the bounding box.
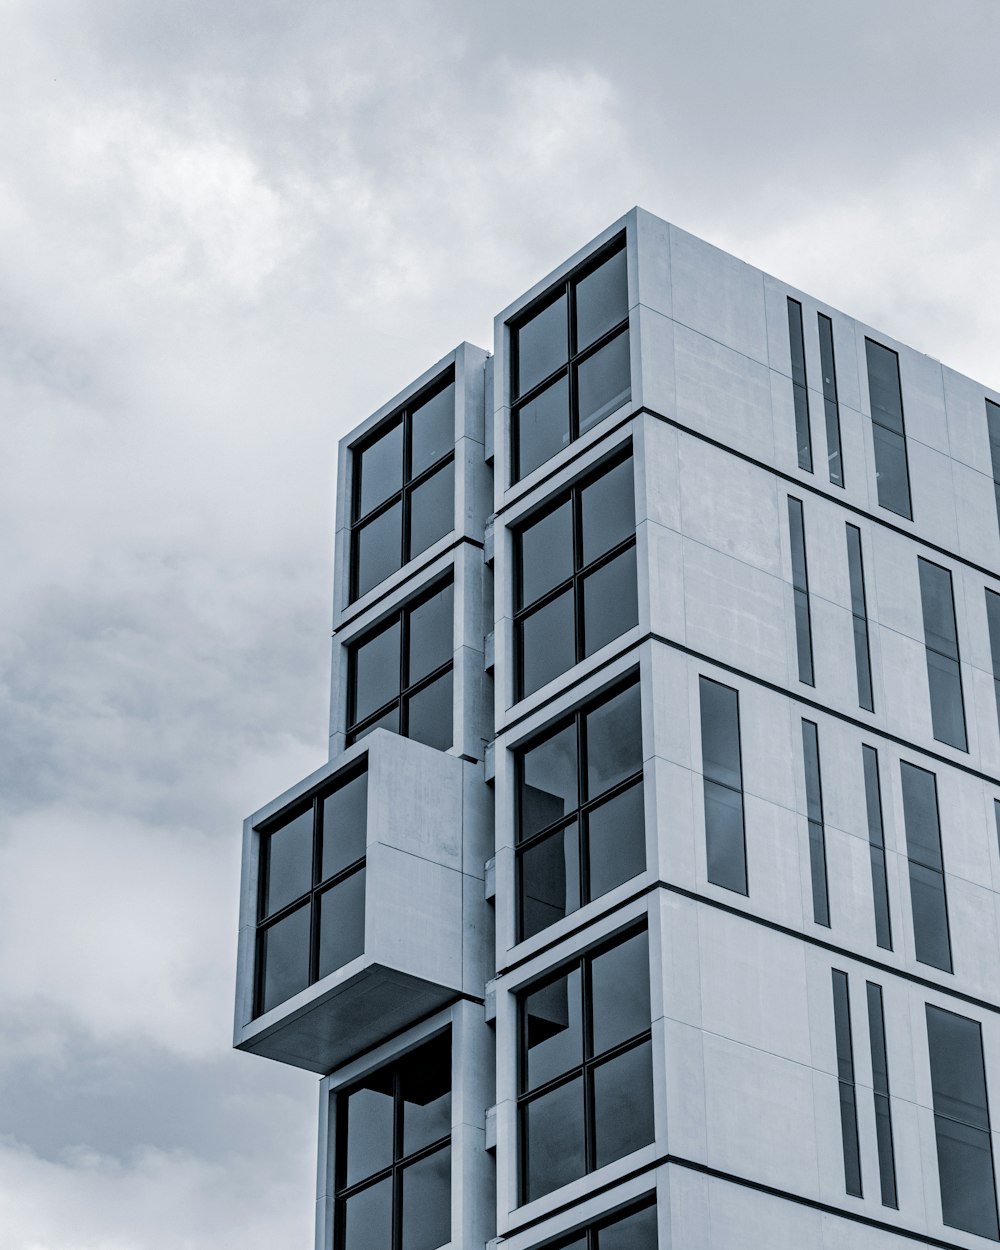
top-left (255, 767), bottom-right (368, 1017)
top-left (699, 677), bottom-right (746, 895)
top-left (519, 928), bottom-right (652, 1203)
top-left (865, 339), bottom-right (912, 519)
top-left (347, 581), bottom-right (453, 749)
top-left (900, 762), bottom-right (952, 974)
top-left (986, 589), bottom-right (1000, 739)
top-left (512, 238), bottom-right (630, 481)
top-left (918, 559), bottom-right (967, 752)
top-left (515, 454), bottom-right (637, 699)
top-left (802, 721), bottom-right (830, 928)
top-left (866, 982), bottom-right (898, 1209)
top-left (831, 970), bottom-right (862, 1197)
top-left (926, 1005), bottom-right (999, 1240)
top-left (335, 1033), bottom-right (451, 1250)
top-left (862, 746), bottom-right (893, 951)
top-left (987, 399), bottom-right (1000, 537)
top-left (818, 313), bottom-right (844, 487)
top-left (543, 1199), bottom-right (658, 1250)
top-left (788, 496), bottom-right (814, 686)
top-left (350, 373), bottom-right (455, 600)
top-left (516, 679), bottom-right (644, 941)
top-left (787, 298), bottom-right (812, 472)
top-left (846, 525), bottom-right (874, 712)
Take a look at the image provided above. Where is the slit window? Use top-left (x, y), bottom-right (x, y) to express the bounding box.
top-left (985, 589), bottom-right (1000, 739)
top-left (846, 525), bottom-right (874, 712)
top-left (987, 399), bottom-right (1000, 535)
top-left (699, 677), bottom-right (747, 895)
top-left (918, 558), bottom-right (967, 752)
top-left (788, 497), bottom-right (814, 686)
top-left (862, 745), bottom-right (893, 951)
top-left (818, 313), bottom-right (844, 486)
top-left (831, 969), bottom-right (862, 1197)
top-left (787, 298), bottom-right (812, 472)
top-left (865, 339), bottom-right (912, 520)
top-left (802, 720), bottom-right (830, 927)
top-left (900, 762), bottom-right (952, 973)
top-left (866, 982), bottom-right (898, 1209)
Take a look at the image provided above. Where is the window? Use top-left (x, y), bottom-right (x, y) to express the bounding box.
top-left (350, 373), bottom-right (455, 601)
top-left (818, 313), bottom-right (844, 487)
top-left (787, 298), bottom-right (812, 472)
top-left (788, 496), bottom-right (814, 686)
top-left (865, 339), bottom-right (912, 519)
top-left (543, 1198), bottom-right (658, 1249)
top-left (866, 982), bottom-right (898, 1209)
top-left (926, 1005), bottom-right (999, 1240)
top-left (986, 399), bottom-right (1000, 535)
top-left (985, 589), bottom-right (1000, 738)
top-left (802, 721), bottom-right (830, 927)
top-left (334, 1032), bottom-right (451, 1250)
top-left (918, 558), bottom-right (967, 752)
top-left (862, 746), bottom-right (893, 951)
top-left (255, 767), bottom-right (367, 1017)
top-left (831, 970), bottom-right (862, 1197)
top-left (846, 525), bottom-right (874, 712)
top-left (517, 678), bottom-right (644, 941)
top-left (347, 580), bottom-right (453, 749)
top-left (699, 676), bottom-right (747, 895)
top-left (514, 454), bottom-right (637, 699)
top-left (519, 928), bottom-right (653, 1203)
top-left (511, 238), bottom-right (630, 481)
top-left (900, 762), bottom-right (952, 973)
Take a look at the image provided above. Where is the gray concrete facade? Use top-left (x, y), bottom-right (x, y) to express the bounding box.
top-left (235, 207), bottom-right (1000, 1249)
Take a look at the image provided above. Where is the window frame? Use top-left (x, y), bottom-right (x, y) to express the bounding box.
top-left (865, 337), bottom-right (913, 520)
top-left (818, 312), bottom-right (844, 487)
top-left (787, 495), bottom-right (815, 687)
top-left (917, 557), bottom-right (967, 753)
top-left (538, 1195), bottom-right (659, 1249)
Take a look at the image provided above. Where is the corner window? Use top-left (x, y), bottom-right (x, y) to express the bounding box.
top-left (511, 238), bottom-right (630, 481)
top-left (347, 580), bottom-right (453, 750)
top-left (543, 1198), bottom-right (658, 1249)
top-left (255, 767), bottom-right (368, 1016)
top-left (516, 678), bottom-right (644, 941)
top-left (351, 373), bottom-right (455, 600)
top-left (518, 928), bottom-right (653, 1204)
top-left (335, 1032), bottom-right (451, 1250)
top-left (514, 453), bottom-right (638, 699)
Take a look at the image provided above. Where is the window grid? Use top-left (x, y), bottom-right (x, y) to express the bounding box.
top-left (862, 745), bottom-right (893, 951)
top-left (787, 298), bottom-right (812, 472)
top-left (900, 762), bottom-right (952, 974)
top-left (846, 524), bottom-right (874, 712)
top-left (986, 398), bottom-right (1000, 535)
top-left (788, 496), bottom-right (815, 686)
top-left (866, 981), bottom-right (898, 1209)
top-left (818, 313), bottom-right (844, 487)
top-left (802, 720), bottom-right (830, 928)
top-left (699, 676), bottom-right (747, 896)
top-left (832, 969), bottom-right (862, 1197)
top-left (865, 338), bottom-right (913, 520)
top-left (917, 558), bottom-right (967, 753)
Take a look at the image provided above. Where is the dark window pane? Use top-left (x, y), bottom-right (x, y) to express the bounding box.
top-left (919, 560), bottom-right (960, 659)
top-left (936, 1118), bottom-right (999, 1240)
top-left (862, 746), bottom-right (885, 850)
top-left (900, 763), bottom-right (944, 871)
top-left (809, 819), bottom-right (830, 927)
top-left (590, 929), bottom-right (650, 1055)
top-left (410, 381), bottom-right (455, 477)
top-left (407, 584), bottom-right (453, 685)
top-left (794, 590), bottom-right (814, 685)
top-left (870, 845), bottom-right (893, 951)
top-left (985, 590), bottom-right (1000, 691)
top-left (867, 983), bottom-right (898, 1209)
top-left (355, 503), bottom-right (402, 598)
top-left (401, 1033), bottom-right (452, 1155)
top-left (831, 971), bottom-right (855, 1083)
top-left (585, 682), bottom-right (642, 797)
top-left (344, 1072), bottom-right (395, 1187)
top-left (598, 1203), bottom-right (658, 1250)
top-left (520, 722), bottom-right (578, 840)
top-left (788, 497), bottom-right (808, 589)
top-left (839, 1081), bottom-right (863, 1197)
top-left (864, 748), bottom-right (892, 951)
top-left (853, 616), bottom-right (874, 712)
top-left (263, 808), bottom-right (313, 917)
top-left (801, 720), bottom-right (824, 824)
top-left (582, 546), bottom-right (638, 656)
top-left (793, 384), bottom-right (812, 471)
top-left (259, 904), bottom-right (311, 1013)
top-left (519, 499), bottom-right (574, 609)
top-left (872, 424), bottom-right (912, 519)
top-left (577, 329), bottom-right (631, 435)
top-left (926, 650), bottom-right (967, 751)
top-left (866, 340), bottom-right (905, 434)
top-left (575, 247), bottom-right (628, 352)
top-left (519, 590), bottom-right (576, 697)
top-left (357, 423), bottom-right (403, 518)
top-left (988, 398), bottom-right (1000, 484)
top-left (351, 705), bottom-right (399, 743)
top-left (592, 1040), bottom-right (655, 1168)
top-left (516, 375), bottom-right (571, 480)
top-left (818, 314), bottom-right (844, 487)
top-left (406, 671), bottom-right (452, 752)
top-left (318, 868), bottom-right (365, 978)
top-left (587, 782), bottom-right (645, 900)
top-left (520, 823), bottom-right (579, 940)
top-left (581, 456), bottom-right (635, 564)
top-left (517, 294), bottom-right (568, 397)
top-left (704, 781), bottom-right (747, 895)
top-left (401, 1146), bottom-right (451, 1250)
top-left (787, 298), bottom-right (807, 388)
top-left (322, 772), bottom-right (368, 880)
top-left (408, 461), bottom-right (454, 560)
top-left (524, 970), bottom-right (582, 1090)
top-left (927, 1007), bottom-right (991, 1129)
top-left (846, 525), bottom-right (867, 617)
top-left (523, 1077), bottom-right (585, 1202)
top-left (832, 970), bottom-right (862, 1197)
top-left (699, 678), bottom-right (742, 790)
top-left (353, 622), bottom-right (401, 724)
top-left (874, 1094), bottom-right (898, 1209)
top-left (343, 1176), bottom-right (393, 1250)
top-left (909, 862), bottom-right (952, 972)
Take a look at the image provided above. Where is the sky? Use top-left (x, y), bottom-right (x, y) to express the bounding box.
top-left (0, 1), bottom-right (998, 1246)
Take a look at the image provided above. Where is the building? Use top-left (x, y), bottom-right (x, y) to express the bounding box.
top-left (233, 207), bottom-right (1000, 1250)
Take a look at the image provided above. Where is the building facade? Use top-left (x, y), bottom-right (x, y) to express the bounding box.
top-left (234, 207), bottom-right (1000, 1250)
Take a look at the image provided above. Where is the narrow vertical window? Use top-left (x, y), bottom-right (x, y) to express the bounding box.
top-left (818, 313), bottom-right (844, 486)
top-left (866, 982), bottom-right (898, 1209)
top-left (699, 677), bottom-right (747, 895)
top-left (788, 497), bottom-right (814, 686)
top-left (986, 589), bottom-right (1000, 738)
top-left (987, 399), bottom-right (1000, 535)
top-left (995, 799), bottom-right (1000, 861)
top-left (918, 558), bottom-right (967, 752)
top-left (862, 746), bottom-right (893, 951)
top-left (831, 970), bottom-right (862, 1197)
top-left (865, 339), bottom-right (912, 519)
top-left (787, 298), bottom-right (812, 471)
top-left (802, 721), bottom-right (830, 927)
top-left (900, 762), bottom-right (952, 973)
top-left (926, 1005), bottom-right (999, 1240)
top-left (846, 525), bottom-right (874, 712)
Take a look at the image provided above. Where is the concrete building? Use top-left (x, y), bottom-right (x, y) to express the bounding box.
top-left (234, 207), bottom-right (1000, 1250)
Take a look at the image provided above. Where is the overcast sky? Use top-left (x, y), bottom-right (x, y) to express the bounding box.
top-left (1, 1), bottom-right (998, 1246)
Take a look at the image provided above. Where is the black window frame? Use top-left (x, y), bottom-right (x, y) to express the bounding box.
top-left (349, 369), bottom-right (456, 602)
top-left (832, 969), bottom-right (862, 1198)
top-left (787, 297), bottom-right (813, 473)
top-left (865, 338), bottom-right (913, 520)
top-left (818, 312), bottom-right (844, 487)
top-left (510, 234), bottom-right (630, 483)
top-left (918, 557), bottom-right (967, 753)
top-left (346, 576), bottom-right (454, 749)
top-left (788, 496), bottom-right (815, 686)
top-left (254, 762), bottom-right (368, 1018)
top-left (802, 720), bottom-right (830, 928)
top-left (846, 524), bottom-right (874, 712)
